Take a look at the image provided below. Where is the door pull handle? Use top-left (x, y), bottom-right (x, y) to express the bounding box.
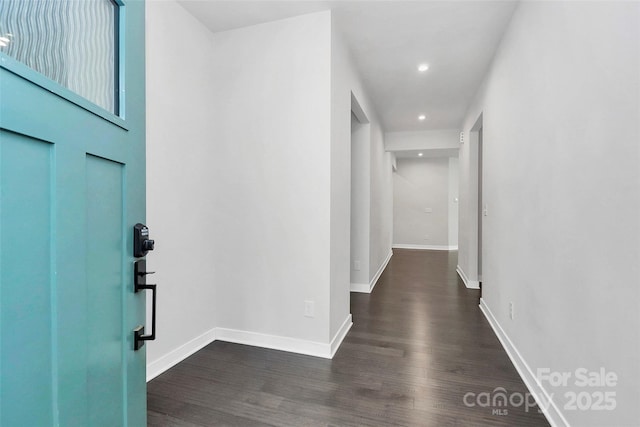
top-left (133, 260), bottom-right (157, 351)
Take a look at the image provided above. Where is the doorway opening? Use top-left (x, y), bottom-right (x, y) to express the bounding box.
top-left (349, 93), bottom-right (371, 293)
top-left (470, 113), bottom-right (484, 297)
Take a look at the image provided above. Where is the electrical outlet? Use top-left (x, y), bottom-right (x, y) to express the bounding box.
top-left (424, 207), bottom-right (433, 213)
top-left (304, 300), bottom-right (315, 318)
top-left (509, 302), bottom-right (514, 320)
top-left (354, 260), bottom-right (361, 271)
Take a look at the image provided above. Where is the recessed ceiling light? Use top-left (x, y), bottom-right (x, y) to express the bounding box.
top-left (418, 114), bottom-right (426, 121)
top-left (418, 153), bottom-right (424, 157)
top-left (418, 63), bottom-right (429, 72)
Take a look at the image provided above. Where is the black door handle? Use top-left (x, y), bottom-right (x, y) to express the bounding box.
top-left (133, 260), bottom-right (157, 351)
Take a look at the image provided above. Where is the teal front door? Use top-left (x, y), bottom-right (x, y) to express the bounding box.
top-left (0, 0), bottom-right (147, 425)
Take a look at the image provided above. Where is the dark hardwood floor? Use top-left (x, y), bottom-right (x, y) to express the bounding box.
top-left (147, 249), bottom-right (549, 426)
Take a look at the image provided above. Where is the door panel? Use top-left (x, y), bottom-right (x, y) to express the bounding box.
top-left (0, 1), bottom-right (146, 425)
top-left (0, 130), bottom-right (55, 427)
top-left (86, 154), bottom-right (125, 426)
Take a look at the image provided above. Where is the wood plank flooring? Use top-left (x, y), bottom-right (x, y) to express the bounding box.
top-left (147, 249), bottom-right (549, 426)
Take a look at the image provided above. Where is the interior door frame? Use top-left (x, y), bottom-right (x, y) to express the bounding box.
top-left (470, 113), bottom-right (484, 295)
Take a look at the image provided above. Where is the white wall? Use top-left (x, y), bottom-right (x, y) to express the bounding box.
top-left (393, 157), bottom-right (458, 249)
top-left (448, 157), bottom-right (459, 248)
top-left (459, 122), bottom-right (481, 286)
top-left (146, 0), bottom-right (218, 377)
top-left (459, 2), bottom-right (639, 425)
top-left (331, 20), bottom-right (393, 307)
top-left (368, 120), bottom-right (394, 284)
top-left (147, 2), bottom-right (337, 370)
top-left (208, 11), bottom-right (333, 346)
top-left (350, 113), bottom-right (371, 286)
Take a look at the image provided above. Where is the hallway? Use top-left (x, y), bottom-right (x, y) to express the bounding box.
top-left (147, 249), bottom-right (548, 426)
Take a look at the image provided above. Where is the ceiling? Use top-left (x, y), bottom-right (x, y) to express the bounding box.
top-left (178, 0), bottom-right (518, 133)
top-left (394, 148), bottom-right (459, 159)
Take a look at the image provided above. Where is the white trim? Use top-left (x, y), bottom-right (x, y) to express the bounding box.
top-left (215, 327), bottom-right (334, 359)
top-left (146, 318), bottom-right (354, 382)
top-left (479, 299), bottom-right (568, 427)
top-left (350, 282), bottom-right (371, 293)
top-left (330, 314), bottom-right (353, 358)
top-left (351, 249), bottom-right (393, 293)
top-left (456, 264), bottom-right (480, 289)
top-left (146, 327), bottom-right (216, 382)
top-left (371, 249), bottom-right (393, 292)
top-left (393, 244), bottom-right (458, 251)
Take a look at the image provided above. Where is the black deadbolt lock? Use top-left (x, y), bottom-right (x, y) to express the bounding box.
top-left (133, 223), bottom-right (155, 257)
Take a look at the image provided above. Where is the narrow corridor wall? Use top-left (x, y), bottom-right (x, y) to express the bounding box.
top-left (458, 2), bottom-right (639, 425)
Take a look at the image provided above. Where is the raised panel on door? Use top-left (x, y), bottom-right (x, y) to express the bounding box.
top-left (86, 154), bottom-right (125, 426)
top-left (0, 130), bottom-right (55, 426)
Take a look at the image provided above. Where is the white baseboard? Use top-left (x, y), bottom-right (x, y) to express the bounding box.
top-left (479, 298), bottom-right (568, 427)
top-left (216, 327), bottom-right (335, 359)
top-left (370, 249), bottom-right (393, 292)
top-left (350, 282), bottom-right (371, 293)
top-left (456, 264), bottom-right (480, 289)
top-left (146, 327), bottom-right (217, 382)
top-left (146, 319), bottom-right (354, 381)
top-left (330, 314), bottom-right (353, 358)
top-left (393, 244), bottom-right (458, 251)
top-left (351, 249), bottom-right (393, 293)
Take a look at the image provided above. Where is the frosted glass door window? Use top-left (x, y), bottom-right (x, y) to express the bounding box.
top-left (0, 0), bottom-right (118, 114)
